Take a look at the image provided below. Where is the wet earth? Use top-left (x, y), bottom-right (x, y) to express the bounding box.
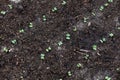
top-left (0, 0), bottom-right (120, 80)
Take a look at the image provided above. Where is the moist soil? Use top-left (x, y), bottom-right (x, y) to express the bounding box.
top-left (0, 0), bottom-right (120, 80)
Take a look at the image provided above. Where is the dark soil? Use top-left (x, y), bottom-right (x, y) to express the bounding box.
top-left (0, 0), bottom-right (120, 80)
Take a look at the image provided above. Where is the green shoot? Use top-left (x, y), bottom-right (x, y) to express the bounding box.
top-left (105, 76), bottom-right (111, 80)
top-left (29, 22), bottom-right (33, 28)
top-left (100, 37), bottom-right (106, 43)
top-left (3, 47), bottom-right (9, 53)
top-left (83, 17), bottom-right (88, 23)
top-left (104, 3), bottom-right (109, 6)
top-left (46, 46), bottom-right (52, 52)
top-left (52, 7), bottom-right (58, 12)
top-left (108, 0), bottom-right (113, 3)
top-left (99, 6), bottom-right (104, 11)
top-left (19, 29), bottom-right (24, 33)
top-left (40, 53), bottom-right (45, 60)
top-left (109, 33), bottom-right (114, 37)
top-left (11, 39), bottom-right (17, 44)
top-left (62, 0), bottom-right (67, 5)
top-left (0, 11), bottom-right (6, 15)
top-left (58, 41), bottom-right (63, 46)
top-left (77, 63), bottom-right (82, 68)
top-left (84, 54), bottom-right (89, 59)
top-left (42, 15), bottom-right (47, 21)
top-left (8, 4), bottom-right (13, 9)
top-left (66, 33), bottom-right (71, 40)
top-left (68, 71), bottom-right (72, 77)
top-left (92, 45), bottom-right (97, 50)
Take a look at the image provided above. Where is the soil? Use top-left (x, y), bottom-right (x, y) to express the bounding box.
top-left (0, 0), bottom-right (120, 80)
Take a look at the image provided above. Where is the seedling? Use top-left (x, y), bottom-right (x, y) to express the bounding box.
top-left (66, 33), bottom-right (71, 40)
top-left (40, 53), bottom-right (45, 60)
top-left (99, 6), bottom-right (104, 11)
top-left (105, 76), bottom-right (111, 80)
top-left (8, 4), bottom-right (13, 9)
top-left (68, 71), bottom-right (72, 77)
top-left (58, 41), bottom-right (63, 46)
top-left (92, 12), bottom-right (96, 16)
top-left (84, 54), bottom-right (89, 59)
top-left (46, 46), bottom-right (52, 52)
top-left (29, 22), bottom-right (33, 28)
top-left (19, 29), bottom-right (24, 33)
top-left (0, 11), bottom-right (6, 15)
top-left (62, 0), bottom-right (67, 5)
top-left (109, 33), bottom-right (114, 37)
top-left (42, 15), bottom-right (47, 21)
top-left (83, 17), bottom-right (88, 23)
top-left (3, 47), bottom-right (9, 53)
top-left (11, 39), bottom-right (17, 44)
top-left (116, 67), bottom-right (120, 71)
top-left (108, 0), bottom-right (113, 3)
top-left (73, 27), bottom-right (77, 31)
top-left (117, 27), bottom-right (120, 30)
top-left (77, 63), bottom-right (82, 68)
top-left (100, 37), bottom-right (106, 43)
top-left (104, 3), bottom-right (109, 6)
top-left (92, 44), bottom-right (97, 50)
top-left (52, 7), bottom-right (58, 12)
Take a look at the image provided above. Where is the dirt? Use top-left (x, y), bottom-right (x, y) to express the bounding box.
top-left (0, 0), bottom-right (120, 80)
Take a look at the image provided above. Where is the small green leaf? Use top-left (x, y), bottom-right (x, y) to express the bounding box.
top-left (68, 71), bottom-right (72, 77)
top-left (109, 33), bottom-right (114, 37)
top-left (11, 39), bottom-right (17, 44)
top-left (99, 6), bottom-right (104, 11)
top-left (108, 0), bottom-right (113, 3)
top-left (92, 45), bottom-right (97, 50)
top-left (40, 53), bottom-right (45, 60)
top-left (58, 41), bottom-right (63, 46)
top-left (0, 11), bottom-right (6, 15)
top-left (29, 22), bottom-right (33, 28)
top-left (19, 29), bottom-right (24, 33)
top-left (52, 7), bottom-right (58, 12)
top-left (62, 0), bottom-right (67, 5)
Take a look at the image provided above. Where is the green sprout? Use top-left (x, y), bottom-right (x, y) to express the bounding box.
top-left (116, 67), bottom-right (120, 71)
top-left (19, 29), bottom-right (24, 33)
top-left (108, 0), bottom-right (113, 3)
top-left (105, 76), bottom-right (111, 80)
top-left (3, 47), bottom-right (9, 53)
top-left (8, 4), bottom-right (13, 9)
top-left (11, 39), bottom-right (17, 44)
top-left (100, 37), bottom-right (106, 43)
top-left (0, 11), bottom-right (6, 15)
top-left (52, 7), bottom-right (58, 12)
top-left (99, 6), bottom-right (104, 11)
top-left (58, 41), bottom-right (63, 46)
top-left (66, 33), bottom-right (71, 40)
top-left (84, 54), bottom-right (89, 59)
top-left (46, 46), bottom-right (52, 52)
top-left (62, 0), bottom-right (67, 5)
top-left (109, 33), bottom-right (114, 37)
top-left (77, 63), bottom-right (82, 68)
top-left (40, 53), bottom-right (45, 60)
top-left (117, 27), bottom-right (120, 30)
top-left (73, 27), bottom-right (77, 31)
top-left (42, 15), bottom-right (47, 21)
top-left (92, 44), bottom-right (97, 50)
top-left (104, 3), bottom-right (109, 6)
top-left (83, 17), bottom-right (88, 23)
top-left (29, 22), bottom-right (33, 28)
top-left (68, 71), bottom-right (72, 77)
top-left (92, 12), bottom-right (96, 16)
